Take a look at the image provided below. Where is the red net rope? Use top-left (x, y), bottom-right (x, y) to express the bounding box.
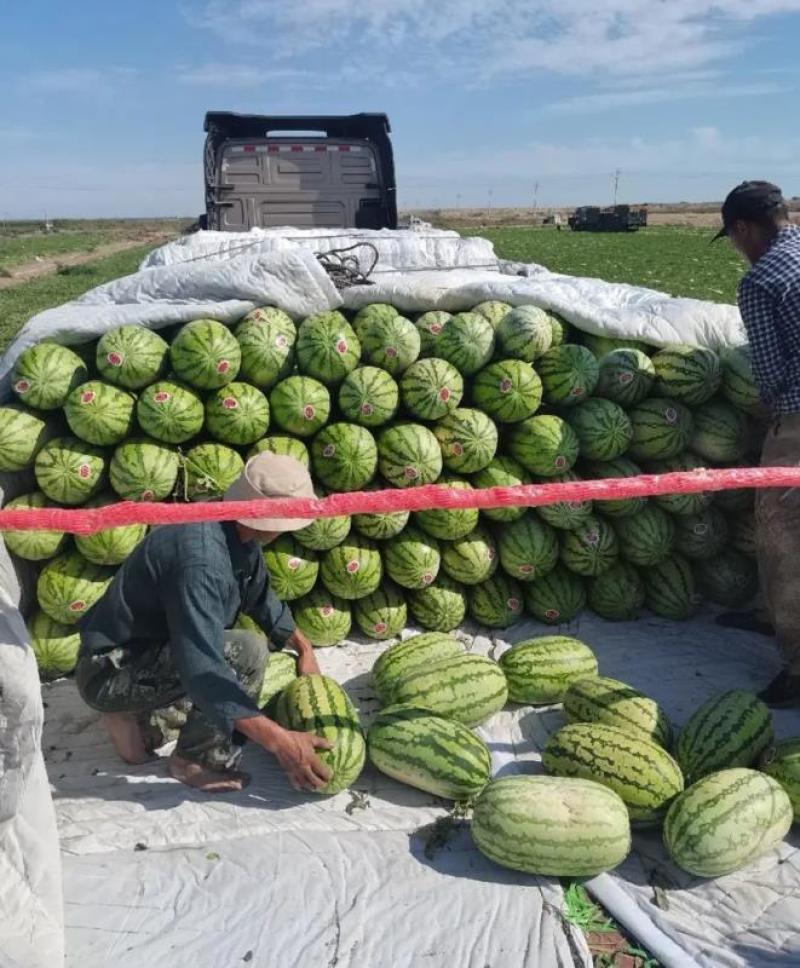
top-left (0, 467), bottom-right (794, 536)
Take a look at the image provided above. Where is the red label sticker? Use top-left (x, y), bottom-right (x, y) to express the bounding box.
top-left (404, 466), bottom-right (419, 480)
top-left (217, 360), bottom-right (231, 374)
top-left (13, 379), bottom-right (30, 394)
top-left (585, 530), bottom-right (600, 545)
top-left (346, 560), bottom-right (360, 574)
top-left (618, 372), bottom-right (634, 384)
top-left (78, 463), bottom-right (91, 479)
top-left (361, 403), bottom-right (373, 416)
top-left (320, 605), bottom-right (334, 618)
top-left (568, 501), bottom-right (585, 512)
top-left (287, 557), bottom-right (301, 571)
top-left (487, 547), bottom-right (496, 560)
top-left (335, 339), bottom-right (348, 354)
top-left (507, 597), bottom-right (521, 611)
top-left (570, 386), bottom-right (585, 397)
top-left (451, 442), bottom-right (464, 456)
top-left (554, 456), bottom-right (567, 469)
top-left (519, 564), bottom-right (534, 575)
top-left (141, 489), bottom-right (154, 500)
top-left (694, 524), bottom-right (708, 536)
top-left (106, 351), bottom-right (123, 367)
top-left (545, 608), bottom-right (560, 620)
top-left (153, 391), bottom-right (171, 403)
top-left (374, 621), bottom-right (388, 634)
top-left (438, 387), bottom-right (451, 402)
top-left (385, 346), bottom-right (398, 358)
top-left (499, 378), bottom-right (513, 393)
top-left (323, 444), bottom-right (336, 458)
top-left (275, 334), bottom-right (288, 348)
top-left (68, 599), bottom-right (86, 612)
top-left (429, 323), bottom-right (442, 335)
top-left (303, 405), bottom-right (315, 420)
top-left (421, 573), bottom-right (434, 585)
top-left (80, 390), bottom-right (96, 405)
top-left (665, 407), bottom-right (678, 423)
top-left (222, 397), bottom-right (238, 410)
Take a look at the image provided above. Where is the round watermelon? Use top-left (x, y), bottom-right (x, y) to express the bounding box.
top-left (652, 345), bottom-right (721, 406)
top-left (11, 343), bottom-right (88, 410)
top-left (293, 586), bottom-right (352, 647)
top-left (535, 471), bottom-right (593, 531)
top-left (432, 408), bottom-right (498, 474)
top-left (137, 380), bottom-right (205, 444)
top-left (295, 311), bottom-right (360, 384)
top-left (471, 359), bottom-right (542, 424)
top-left (720, 346), bottom-right (761, 415)
top-left (440, 524), bottom-right (498, 585)
top-left (627, 398), bottom-right (694, 460)
top-left (538, 344), bottom-right (601, 409)
top-left (294, 494), bottom-right (351, 551)
top-left (495, 306), bottom-right (553, 362)
top-left (170, 318), bottom-right (241, 389)
top-left (728, 512), bottom-right (756, 557)
top-left (497, 513), bottom-right (559, 582)
top-left (262, 535), bottom-right (319, 600)
top-left (567, 399), bottom-right (633, 461)
top-left (400, 358), bottom-right (463, 421)
top-left (408, 573), bottom-right (467, 632)
top-left (587, 562), bottom-right (645, 621)
top-left (2, 492), bottom-right (68, 561)
top-left (674, 507), bottom-right (729, 561)
top-left (559, 515), bottom-right (619, 577)
top-left (471, 456), bottom-right (530, 523)
top-left (269, 375), bottom-right (331, 437)
top-left (508, 415), bottom-right (580, 477)
top-left (353, 581), bottom-right (407, 640)
top-left (469, 573), bottom-right (524, 628)
top-left (110, 437), bottom-right (179, 501)
top-left (522, 566), bottom-right (586, 625)
top-left (182, 442), bottom-right (244, 500)
top-left (310, 423), bottom-right (378, 492)
top-left (693, 551), bottom-right (758, 607)
top-left (74, 494), bottom-right (148, 566)
top-left (414, 310), bottom-right (453, 356)
top-left (96, 325), bottom-right (169, 389)
top-left (435, 312), bottom-right (495, 376)
top-left (351, 483), bottom-right (410, 540)
top-left (471, 300), bottom-right (511, 330)
top-left (580, 457), bottom-right (647, 519)
top-left (37, 550), bottom-right (115, 625)
top-left (338, 366), bottom-right (399, 427)
top-left (378, 423), bottom-right (443, 488)
top-left (205, 382), bottom-right (270, 446)
top-left (35, 436), bottom-right (106, 505)
top-left (595, 349), bottom-right (655, 407)
top-left (413, 475), bottom-right (479, 540)
top-left (64, 381), bottom-right (135, 446)
top-left (613, 505), bottom-right (675, 567)
top-left (382, 525), bottom-right (441, 589)
top-left (643, 553), bottom-right (697, 619)
top-left (690, 401), bottom-right (747, 463)
top-left (248, 435), bottom-right (310, 467)
top-left (359, 314), bottom-right (421, 375)
top-left (0, 405), bottom-right (54, 472)
top-left (27, 610), bottom-right (82, 679)
top-left (352, 303), bottom-right (398, 340)
top-left (234, 306), bottom-right (296, 389)
top-left (319, 535), bottom-right (383, 600)
top-left (643, 452), bottom-right (713, 516)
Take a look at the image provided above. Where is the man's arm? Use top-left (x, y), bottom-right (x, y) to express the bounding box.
top-left (738, 277), bottom-right (785, 405)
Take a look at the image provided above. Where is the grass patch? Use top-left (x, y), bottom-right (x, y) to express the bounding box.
top-left (0, 231), bottom-right (116, 271)
top-left (562, 884), bottom-right (661, 968)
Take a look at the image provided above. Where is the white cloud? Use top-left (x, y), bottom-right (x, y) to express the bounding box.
top-left (21, 67), bottom-right (137, 94)
top-left (176, 63), bottom-right (317, 87)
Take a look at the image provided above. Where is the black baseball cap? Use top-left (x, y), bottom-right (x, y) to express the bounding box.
top-left (712, 181), bottom-right (786, 241)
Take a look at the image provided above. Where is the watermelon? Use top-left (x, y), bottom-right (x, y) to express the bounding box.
top-left (715, 481), bottom-right (755, 514)
top-left (204, 382), bottom-right (270, 446)
top-left (234, 306), bottom-right (296, 389)
top-left (170, 318), bottom-right (241, 389)
top-left (728, 512), bottom-right (756, 557)
top-left (595, 349), bottom-right (655, 406)
top-left (434, 311), bottom-right (495, 375)
top-left (508, 415), bottom-right (579, 477)
top-left (673, 507), bottom-right (729, 560)
top-left (367, 705), bottom-right (491, 799)
top-left (432, 408), bottom-right (498, 474)
top-left (372, 631), bottom-right (465, 704)
top-left (258, 651), bottom-right (297, 709)
top-left (559, 515), bottom-right (618, 577)
top-left (471, 359), bottom-right (542, 424)
top-left (353, 581), bottom-right (407, 640)
top-left (295, 491), bottom-right (351, 551)
top-left (471, 457), bottom-right (530, 523)
top-left (500, 636), bottom-right (598, 704)
top-left (182, 442), bottom-right (244, 500)
top-left (564, 676), bottom-right (673, 748)
top-left (613, 505), bottom-right (675, 567)
top-left (643, 452), bottom-right (713, 516)
top-left (351, 486), bottom-right (409, 540)
top-left (761, 739), bottom-right (800, 820)
top-left (2, 492), bottom-right (68, 561)
top-left (471, 300), bottom-right (511, 330)
top-left (136, 380), bottom-right (204, 444)
top-left (583, 334), bottom-right (651, 358)
top-left (232, 612), bottom-right (266, 638)
top-left (295, 311), bottom-right (360, 384)
top-left (690, 400), bottom-right (748, 463)
top-left (338, 366), bottom-right (399, 427)
top-left (35, 436), bottom-right (106, 505)
top-left (319, 535), bottom-right (382, 601)
top-left (74, 494), bottom-right (147, 565)
top-left (262, 535), bottom-right (319, 600)
top-left (497, 512), bottom-right (558, 581)
top-left (543, 723), bottom-right (684, 825)
top-left (469, 573), bottom-right (525, 628)
top-left (538, 344), bottom-right (600, 407)
top-left (407, 573), bottom-right (467, 632)
top-left (495, 306), bottom-right (553, 362)
top-left (471, 775), bottom-right (631, 877)
top-left (400, 358), bottom-right (463, 421)
top-left (96, 325), bottom-right (169, 389)
top-left (11, 343), bottom-right (88, 409)
top-left (27, 610), bottom-right (82, 679)
top-left (110, 437), bottom-right (179, 501)
top-left (413, 475), bottom-right (479, 541)
top-left (310, 423), bottom-right (378, 492)
top-left (581, 457), bottom-right (647, 519)
top-left (414, 310), bottom-right (453, 357)
top-left (64, 381), bottom-right (135, 446)
top-left (269, 376), bottom-right (331, 437)
top-left (0, 405), bottom-right (54, 472)
top-left (587, 562), bottom-right (645, 621)
top-left (382, 525), bottom-right (441, 590)
top-left (627, 398), bottom-right (694, 460)
top-left (377, 423), bottom-right (443, 487)
top-left (522, 566), bottom-right (587, 625)
top-left (440, 524), bottom-right (498, 585)
top-left (358, 313), bottom-right (421, 375)
top-left (720, 345), bottom-right (762, 415)
top-left (248, 435), bottom-right (310, 467)
top-left (389, 652), bottom-right (508, 726)
top-left (652, 345), bottom-right (721, 406)
top-left (292, 587), bottom-right (352, 647)
top-left (37, 550), bottom-right (114, 626)
top-left (693, 550), bottom-right (758, 607)
top-left (664, 769), bottom-right (792, 877)
top-left (546, 312), bottom-right (574, 347)
top-left (642, 553), bottom-right (697, 620)
top-left (567, 399), bottom-right (633, 461)
top-left (534, 471), bottom-right (593, 531)
top-left (352, 303), bottom-right (398, 339)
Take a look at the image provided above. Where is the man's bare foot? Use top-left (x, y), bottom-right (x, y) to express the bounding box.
top-left (168, 754), bottom-right (250, 793)
top-left (101, 712), bottom-right (153, 764)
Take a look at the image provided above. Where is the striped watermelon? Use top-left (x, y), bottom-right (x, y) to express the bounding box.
top-left (613, 505), bottom-right (675, 567)
top-left (294, 492), bottom-right (351, 551)
top-left (338, 366), bottom-right (399, 427)
top-left (351, 486), bottom-right (409, 540)
top-left (35, 436), bottom-right (106, 505)
top-left (11, 343), bottom-right (88, 410)
top-left (497, 512), bottom-right (559, 581)
top-left (319, 535), bottom-right (382, 601)
top-left (546, 312), bottom-right (574, 347)
top-left (352, 303), bottom-right (398, 339)
top-left (234, 306), bottom-right (296, 389)
top-left (353, 581), bottom-right (407, 639)
top-left (500, 636), bottom-right (598, 704)
top-left (522, 566), bottom-right (587, 625)
top-left (136, 380), bottom-right (204, 444)
top-left (595, 349), bottom-right (655, 406)
top-left (673, 507), bottom-right (729, 560)
top-left (538, 344), bottom-right (600, 407)
top-left (96, 325), bottom-right (169, 389)
top-left (292, 586), bottom-right (352, 647)
top-left (248, 435), bottom-right (310, 467)
top-left (652, 345), bottom-right (721, 405)
top-left (296, 311), bottom-right (360, 384)
top-left (676, 690), bottom-right (774, 785)
top-left (233, 612), bottom-right (267, 638)
top-left (400, 358), bottom-right (463, 420)
top-left (471, 775), bottom-right (631, 877)
top-left (367, 705), bottom-right (491, 799)
top-left (587, 562), bottom-right (645, 621)
top-left (64, 381), bottom-right (135, 446)
top-left (37, 550), bottom-right (115, 626)
top-left (567, 399), bottom-right (633, 461)
top-left (471, 359), bottom-right (542, 424)
top-left (27, 610), bottom-right (82, 679)
top-left (2, 492), bottom-right (68, 561)
top-left (690, 400), bottom-right (748, 463)
top-left (382, 525), bottom-right (441, 589)
top-left (432, 408), bottom-right (498, 473)
top-left (642, 553), bottom-right (697, 619)
top-left (728, 512), bottom-right (756, 557)
top-left (627, 398), bottom-right (694, 460)
top-left (508, 415), bottom-right (579, 477)
top-left (414, 310), bottom-right (453, 357)
top-left (581, 457), bottom-right (647, 519)
top-left (377, 423), bottom-right (443, 487)
top-left (258, 651), bottom-right (297, 709)
top-left (262, 535), bottom-right (319, 600)
top-left (110, 437), bottom-right (179, 501)
top-left (471, 300), bottom-right (511, 330)
top-left (182, 442), bottom-right (244, 500)
top-left (435, 311), bottom-right (495, 375)
top-left (407, 573), bottom-right (467, 632)
top-left (693, 550), bottom-right (758, 607)
top-left (205, 382), bottom-right (270, 446)
top-left (372, 632), bottom-right (465, 704)
top-left (559, 515), bottom-right (618, 577)
top-left (495, 306), bottom-right (553, 362)
top-left (469, 573), bottom-right (524, 628)
top-left (535, 471), bottom-right (593, 531)
top-left (643, 452), bottom-right (713, 516)
top-left (0, 404), bottom-right (54, 471)
top-left (441, 524), bottom-right (498, 585)
top-left (564, 676), bottom-right (673, 748)
top-left (761, 739), bottom-right (800, 820)
top-left (543, 722), bottom-right (684, 825)
top-left (414, 476), bottom-right (479, 540)
top-left (720, 345), bottom-right (762, 415)
top-left (715, 481), bottom-right (755, 513)
top-left (471, 456), bottom-right (530, 523)
top-left (664, 769), bottom-right (792, 878)
top-left (74, 494), bottom-right (148, 565)
top-left (583, 334), bottom-right (651, 358)
top-left (269, 376), bottom-right (331, 437)
top-left (170, 319), bottom-right (241, 389)
top-left (389, 652), bottom-right (508, 726)
top-left (358, 313), bottom-right (421, 375)
top-left (310, 422), bottom-right (377, 492)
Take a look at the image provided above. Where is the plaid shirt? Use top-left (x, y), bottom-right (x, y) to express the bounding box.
top-left (737, 225), bottom-right (800, 416)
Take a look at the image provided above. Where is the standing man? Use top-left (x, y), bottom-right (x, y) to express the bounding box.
top-left (715, 181), bottom-right (800, 706)
top-left (76, 452), bottom-right (333, 792)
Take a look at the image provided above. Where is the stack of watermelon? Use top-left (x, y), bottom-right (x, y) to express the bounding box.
top-left (0, 302), bottom-right (763, 675)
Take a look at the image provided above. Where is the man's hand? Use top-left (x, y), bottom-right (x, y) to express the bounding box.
top-left (287, 628), bottom-right (321, 676)
top-left (271, 729), bottom-right (333, 791)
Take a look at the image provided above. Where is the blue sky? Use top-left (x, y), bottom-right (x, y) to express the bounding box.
top-left (1, 1), bottom-right (799, 218)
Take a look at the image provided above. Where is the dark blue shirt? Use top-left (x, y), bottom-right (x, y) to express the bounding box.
top-left (79, 521), bottom-right (295, 733)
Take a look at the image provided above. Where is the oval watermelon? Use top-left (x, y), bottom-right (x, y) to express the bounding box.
top-left (652, 345), bottom-right (721, 406)
top-left (500, 636), bottom-right (598, 704)
top-left (673, 507), bottom-right (729, 560)
top-left (564, 676), bottom-right (672, 748)
top-left (642, 553), bottom-right (697, 620)
top-left (372, 631), bottom-right (465, 704)
top-left (0, 405), bottom-right (54, 472)
top-left (389, 652), bottom-right (507, 725)
top-left (470, 300), bottom-right (511, 331)
top-left (690, 400), bottom-right (748, 463)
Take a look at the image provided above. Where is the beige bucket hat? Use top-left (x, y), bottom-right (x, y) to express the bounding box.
top-left (224, 452), bottom-right (316, 532)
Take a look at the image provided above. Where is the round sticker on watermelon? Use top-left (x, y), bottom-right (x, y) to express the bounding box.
top-left (106, 352), bottom-right (124, 367)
